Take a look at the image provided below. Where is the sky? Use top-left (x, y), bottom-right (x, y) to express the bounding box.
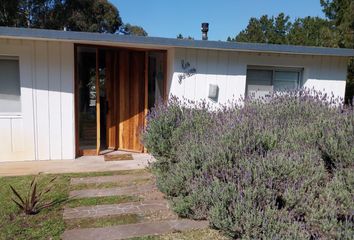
top-left (111, 0), bottom-right (325, 41)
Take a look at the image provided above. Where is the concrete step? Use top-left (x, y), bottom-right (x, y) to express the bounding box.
top-left (69, 183), bottom-right (157, 199)
top-left (70, 172), bottom-right (153, 185)
top-left (61, 219), bottom-right (209, 240)
top-left (63, 200), bottom-right (170, 220)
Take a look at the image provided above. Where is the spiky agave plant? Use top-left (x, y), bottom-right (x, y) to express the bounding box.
top-left (10, 174), bottom-right (60, 215)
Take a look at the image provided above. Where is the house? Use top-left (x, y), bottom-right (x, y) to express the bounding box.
top-left (0, 26), bottom-right (353, 162)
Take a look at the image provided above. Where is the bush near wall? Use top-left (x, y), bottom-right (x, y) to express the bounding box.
top-left (142, 92), bottom-right (354, 239)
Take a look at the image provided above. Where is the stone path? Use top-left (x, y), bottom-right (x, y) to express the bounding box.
top-left (62, 219), bottom-right (209, 240)
top-left (63, 200), bottom-right (170, 219)
top-left (69, 183), bottom-right (157, 199)
top-left (62, 171), bottom-right (208, 239)
top-left (70, 172), bottom-right (153, 185)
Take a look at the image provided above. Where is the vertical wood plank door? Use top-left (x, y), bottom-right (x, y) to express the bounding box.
top-left (105, 51), bottom-right (117, 149)
top-left (118, 51), bottom-right (145, 152)
top-left (95, 48), bottom-right (101, 155)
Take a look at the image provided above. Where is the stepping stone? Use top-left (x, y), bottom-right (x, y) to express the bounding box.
top-left (61, 219), bottom-right (209, 240)
top-left (71, 172), bottom-right (153, 185)
top-left (69, 183), bottom-right (157, 199)
top-left (63, 200), bottom-right (170, 220)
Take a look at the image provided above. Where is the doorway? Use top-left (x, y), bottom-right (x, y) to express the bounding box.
top-left (75, 45), bottom-right (166, 156)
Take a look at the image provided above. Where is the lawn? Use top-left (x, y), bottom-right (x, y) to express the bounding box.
top-left (0, 170), bottom-right (225, 240)
top-left (0, 170), bottom-right (144, 240)
top-left (0, 173), bottom-right (70, 240)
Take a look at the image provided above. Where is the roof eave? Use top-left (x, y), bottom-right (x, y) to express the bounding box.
top-left (0, 27), bottom-right (354, 57)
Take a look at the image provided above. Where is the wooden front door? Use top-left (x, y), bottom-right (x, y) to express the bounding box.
top-left (105, 50), bottom-right (117, 150)
top-left (117, 50), bottom-right (146, 152)
top-left (76, 46), bottom-right (147, 156)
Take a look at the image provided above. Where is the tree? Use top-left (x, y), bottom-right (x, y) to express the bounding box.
top-left (230, 3), bottom-right (354, 104)
top-left (230, 13), bottom-right (291, 44)
top-left (273, 13), bottom-right (292, 44)
top-left (288, 17), bottom-right (339, 47)
top-left (0, 0), bottom-right (19, 26)
top-left (0, 0), bottom-right (123, 33)
top-left (320, 0), bottom-right (354, 48)
top-left (121, 23), bottom-right (147, 36)
top-left (321, 0), bottom-right (354, 104)
top-left (176, 33), bottom-right (194, 40)
top-left (62, 0), bottom-right (122, 33)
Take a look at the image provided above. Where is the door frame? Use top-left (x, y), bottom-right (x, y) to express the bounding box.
top-left (74, 44), bottom-right (167, 157)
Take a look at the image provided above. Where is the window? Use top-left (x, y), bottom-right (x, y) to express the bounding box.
top-left (274, 71), bottom-right (300, 91)
top-left (0, 57), bottom-right (21, 114)
top-left (246, 66), bottom-right (302, 98)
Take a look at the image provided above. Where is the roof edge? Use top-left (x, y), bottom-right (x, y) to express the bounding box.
top-left (1, 27), bottom-right (354, 57)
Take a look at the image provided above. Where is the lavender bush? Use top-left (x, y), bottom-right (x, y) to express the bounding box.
top-left (142, 91), bottom-right (354, 239)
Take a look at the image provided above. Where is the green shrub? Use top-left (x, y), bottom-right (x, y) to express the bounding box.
top-left (143, 91), bottom-right (354, 239)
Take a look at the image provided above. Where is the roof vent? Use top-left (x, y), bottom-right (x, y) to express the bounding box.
top-left (201, 23), bottom-right (209, 40)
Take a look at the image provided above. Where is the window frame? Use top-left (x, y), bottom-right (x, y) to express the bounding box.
top-left (246, 65), bottom-right (303, 97)
top-left (0, 55), bottom-right (22, 116)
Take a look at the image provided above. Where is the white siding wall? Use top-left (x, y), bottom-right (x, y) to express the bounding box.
top-left (0, 41), bottom-right (349, 162)
top-left (0, 39), bottom-right (74, 161)
top-left (168, 48), bottom-right (348, 105)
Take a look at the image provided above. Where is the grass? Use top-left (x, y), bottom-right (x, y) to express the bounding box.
top-left (0, 174), bottom-right (70, 240)
top-left (129, 229), bottom-right (228, 240)
top-left (65, 214), bottom-right (140, 229)
top-left (66, 195), bottom-right (141, 208)
top-left (70, 178), bottom-right (152, 191)
top-left (0, 170), bottom-right (147, 240)
top-left (0, 169), bottom-right (227, 240)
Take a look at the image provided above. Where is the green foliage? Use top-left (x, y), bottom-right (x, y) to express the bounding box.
top-left (229, 13), bottom-right (337, 47)
top-left (0, 0), bottom-right (123, 33)
top-left (321, 0), bottom-right (354, 49)
top-left (0, 0), bottom-right (18, 26)
top-left (229, 2), bottom-right (354, 105)
top-left (321, 0), bottom-right (354, 104)
top-left (143, 93), bottom-right (354, 239)
top-left (10, 174), bottom-right (63, 215)
top-left (66, 0), bottom-right (122, 33)
top-left (122, 23), bottom-right (148, 36)
top-left (1, 174), bottom-right (70, 239)
top-left (288, 16), bottom-right (339, 47)
top-left (230, 13), bottom-right (292, 44)
top-left (0, 170), bottom-right (149, 239)
top-left (177, 33), bottom-right (194, 40)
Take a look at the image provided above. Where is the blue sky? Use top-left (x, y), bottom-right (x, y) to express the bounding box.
top-left (111, 0), bottom-right (325, 41)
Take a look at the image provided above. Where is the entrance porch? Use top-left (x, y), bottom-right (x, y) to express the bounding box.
top-left (0, 151), bottom-right (152, 176)
top-left (75, 45), bottom-right (166, 156)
